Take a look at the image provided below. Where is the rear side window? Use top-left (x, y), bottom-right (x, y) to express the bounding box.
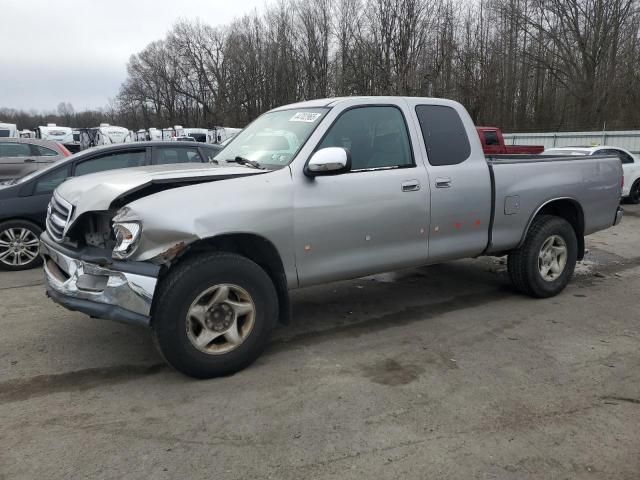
top-left (74, 150), bottom-right (146, 176)
top-left (318, 106), bottom-right (413, 170)
top-left (32, 144), bottom-right (59, 156)
top-left (33, 166), bottom-right (70, 195)
top-left (0, 142), bottom-right (31, 157)
top-left (484, 131), bottom-right (499, 146)
top-left (153, 147), bottom-right (202, 165)
top-left (416, 105), bottom-right (471, 166)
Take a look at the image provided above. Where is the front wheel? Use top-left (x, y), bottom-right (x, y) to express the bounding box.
top-left (508, 215), bottom-right (578, 298)
top-left (152, 252), bottom-right (278, 378)
top-left (0, 220), bottom-right (43, 271)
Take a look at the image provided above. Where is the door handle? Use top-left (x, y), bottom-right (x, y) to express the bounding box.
top-left (24, 158), bottom-right (36, 163)
top-left (435, 177), bottom-right (452, 188)
top-left (401, 180), bottom-right (421, 192)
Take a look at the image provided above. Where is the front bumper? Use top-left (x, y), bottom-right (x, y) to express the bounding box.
top-left (40, 233), bottom-right (158, 327)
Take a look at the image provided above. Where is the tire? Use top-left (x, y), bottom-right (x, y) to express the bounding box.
top-left (0, 220), bottom-right (43, 271)
top-left (507, 215), bottom-right (577, 298)
top-left (627, 180), bottom-right (640, 204)
top-left (152, 252), bottom-right (278, 378)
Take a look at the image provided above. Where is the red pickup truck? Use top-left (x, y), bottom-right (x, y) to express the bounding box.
top-left (476, 127), bottom-right (544, 155)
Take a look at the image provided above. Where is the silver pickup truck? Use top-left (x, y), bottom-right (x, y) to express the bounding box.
top-left (40, 97), bottom-right (623, 378)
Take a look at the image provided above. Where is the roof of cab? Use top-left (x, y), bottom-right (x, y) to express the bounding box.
top-left (268, 96), bottom-right (462, 112)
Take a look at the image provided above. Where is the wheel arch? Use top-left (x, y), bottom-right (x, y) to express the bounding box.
top-left (163, 232), bottom-right (291, 324)
top-left (0, 217), bottom-right (45, 231)
top-left (519, 198), bottom-right (585, 260)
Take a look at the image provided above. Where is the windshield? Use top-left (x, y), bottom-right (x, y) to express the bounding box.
top-left (214, 108), bottom-right (328, 168)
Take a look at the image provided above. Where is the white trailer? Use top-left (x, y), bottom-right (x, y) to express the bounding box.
top-left (36, 124), bottom-right (74, 143)
top-left (148, 128), bottom-right (162, 141)
top-left (95, 124), bottom-right (132, 144)
top-left (0, 123), bottom-right (19, 138)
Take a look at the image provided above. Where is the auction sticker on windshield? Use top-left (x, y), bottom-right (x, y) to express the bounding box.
top-left (290, 112), bottom-right (322, 122)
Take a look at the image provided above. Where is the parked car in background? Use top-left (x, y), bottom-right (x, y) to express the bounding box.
top-left (476, 127), bottom-right (544, 155)
top-left (0, 138), bottom-right (70, 181)
top-left (0, 141), bottom-right (216, 270)
top-left (175, 136), bottom-right (197, 142)
top-left (40, 96), bottom-right (623, 378)
top-left (543, 146), bottom-right (640, 204)
top-left (0, 123), bottom-right (18, 138)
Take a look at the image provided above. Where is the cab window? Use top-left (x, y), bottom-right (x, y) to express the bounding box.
top-left (416, 105), bottom-right (471, 166)
top-left (484, 131), bottom-right (499, 146)
top-left (317, 106), bottom-right (413, 170)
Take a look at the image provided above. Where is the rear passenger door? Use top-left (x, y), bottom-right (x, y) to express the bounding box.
top-left (409, 102), bottom-right (492, 262)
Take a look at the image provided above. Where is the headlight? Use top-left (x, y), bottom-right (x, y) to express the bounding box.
top-left (112, 222), bottom-right (141, 259)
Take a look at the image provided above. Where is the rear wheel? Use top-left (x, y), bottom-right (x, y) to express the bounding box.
top-left (627, 180), bottom-right (640, 204)
top-left (0, 220), bottom-right (43, 271)
top-left (152, 252), bottom-right (278, 378)
top-left (508, 215), bottom-right (577, 298)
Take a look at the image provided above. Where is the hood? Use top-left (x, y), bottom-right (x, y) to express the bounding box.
top-left (56, 162), bottom-right (265, 219)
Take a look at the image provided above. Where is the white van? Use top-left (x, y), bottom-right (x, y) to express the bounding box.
top-left (36, 124), bottom-right (74, 143)
top-left (0, 123), bottom-right (19, 138)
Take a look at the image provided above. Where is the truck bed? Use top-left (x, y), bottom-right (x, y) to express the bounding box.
top-left (484, 153), bottom-right (622, 254)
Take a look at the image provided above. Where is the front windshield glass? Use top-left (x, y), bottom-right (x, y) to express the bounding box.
top-left (214, 108), bottom-right (328, 168)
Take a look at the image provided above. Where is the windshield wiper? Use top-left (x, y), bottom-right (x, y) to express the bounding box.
top-left (225, 156), bottom-right (264, 169)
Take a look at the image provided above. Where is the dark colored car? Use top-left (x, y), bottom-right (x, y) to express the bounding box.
top-left (0, 141), bottom-right (217, 271)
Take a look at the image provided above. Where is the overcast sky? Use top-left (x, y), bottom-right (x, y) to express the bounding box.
top-left (0, 0), bottom-right (271, 112)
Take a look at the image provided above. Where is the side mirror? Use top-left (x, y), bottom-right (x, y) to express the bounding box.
top-left (304, 147), bottom-right (351, 177)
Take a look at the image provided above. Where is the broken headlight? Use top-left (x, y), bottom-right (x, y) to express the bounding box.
top-left (112, 222), bottom-right (141, 259)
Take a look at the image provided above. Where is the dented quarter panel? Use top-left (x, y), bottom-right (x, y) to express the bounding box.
top-left (114, 167), bottom-right (298, 287)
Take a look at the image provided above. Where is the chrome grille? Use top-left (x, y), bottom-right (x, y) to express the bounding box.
top-left (46, 192), bottom-right (73, 242)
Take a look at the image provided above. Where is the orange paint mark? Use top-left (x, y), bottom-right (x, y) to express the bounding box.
top-left (454, 222), bottom-right (462, 230)
top-left (475, 219), bottom-right (481, 227)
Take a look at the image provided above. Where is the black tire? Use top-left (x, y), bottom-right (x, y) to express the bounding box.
top-left (627, 180), bottom-right (640, 204)
top-left (0, 220), bottom-right (43, 271)
top-left (507, 215), bottom-right (578, 298)
top-left (151, 252), bottom-right (278, 378)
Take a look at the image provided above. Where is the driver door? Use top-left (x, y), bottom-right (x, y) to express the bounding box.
top-left (293, 104), bottom-right (430, 287)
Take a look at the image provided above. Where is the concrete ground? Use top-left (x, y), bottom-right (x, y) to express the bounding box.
top-left (1, 206), bottom-right (639, 480)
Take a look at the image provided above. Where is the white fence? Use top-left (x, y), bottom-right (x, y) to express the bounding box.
top-left (503, 130), bottom-right (640, 154)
